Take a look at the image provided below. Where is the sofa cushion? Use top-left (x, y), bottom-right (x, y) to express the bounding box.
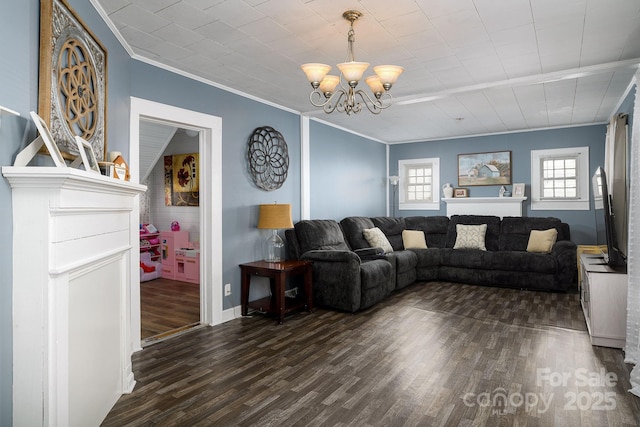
top-left (526, 229), bottom-right (558, 253)
top-left (499, 216), bottom-right (564, 251)
top-left (402, 230), bottom-right (427, 249)
top-left (371, 217), bottom-right (406, 251)
top-left (453, 224), bottom-right (487, 250)
top-left (446, 215), bottom-right (501, 251)
top-left (491, 251), bottom-right (558, 274)
top-left (294, 220), bottom-right (350, 254)
top-left (409, 248), bottom-right (442, 267)
top-left (340, 216), bottom-right (375, 250)
top-left (405, 216), bottom-right (449, 248)
top-left (441, 248), bottom-right (494, 269)
top-left (363, 228), bottom-right (394, 253)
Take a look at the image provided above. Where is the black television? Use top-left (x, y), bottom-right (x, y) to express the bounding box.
top-left (592, 167), bottom-right (626, 267)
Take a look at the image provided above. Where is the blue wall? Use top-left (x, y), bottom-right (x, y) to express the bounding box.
top-left (389, 125), bottom-right (607, 244)
top-left (309, 121), bottom-right (387, 219)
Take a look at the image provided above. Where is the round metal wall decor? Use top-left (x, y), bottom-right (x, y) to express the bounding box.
top-left (247, 126), bottom-right (289, 191)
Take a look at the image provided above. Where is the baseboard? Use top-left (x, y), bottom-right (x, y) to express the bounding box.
top-left (221, 304), bottom-right (242, 323)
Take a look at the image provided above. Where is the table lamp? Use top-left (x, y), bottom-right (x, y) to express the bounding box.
top-left (257, 203), bottom-right (294, 262)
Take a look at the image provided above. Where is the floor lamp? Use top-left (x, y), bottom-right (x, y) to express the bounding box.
top-left (389, 175), bottom-right (399, 217)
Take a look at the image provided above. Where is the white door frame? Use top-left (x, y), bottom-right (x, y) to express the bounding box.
top-left (129, 97), bottom-right (223, 353)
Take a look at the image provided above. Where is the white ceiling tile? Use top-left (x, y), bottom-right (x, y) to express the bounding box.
top-left (156, 2), bottom-right (217, 30)
top-left (203, 1), bottom-right (265, 27)
top-left (415, 0), bottom-right (476, 20)
top-left (109, 4), bottom-right (171, 33)
top-left (152, 24), bottom-right (205, 47)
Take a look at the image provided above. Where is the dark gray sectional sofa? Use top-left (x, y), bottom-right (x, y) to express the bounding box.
top-left (285, 215), bottom-right (577, 313)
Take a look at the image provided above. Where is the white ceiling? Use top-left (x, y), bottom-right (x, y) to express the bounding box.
top-left (93, 0), bottom-right (640, 143)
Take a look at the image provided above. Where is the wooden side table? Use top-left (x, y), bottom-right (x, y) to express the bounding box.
top-left (240, 260), bottom-right (313, 324)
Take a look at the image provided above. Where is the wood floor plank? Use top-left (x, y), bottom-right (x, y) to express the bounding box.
top-left (104, 282), bottom-right (640, 426)
top-left (140, 277), bottom-right (200, 339)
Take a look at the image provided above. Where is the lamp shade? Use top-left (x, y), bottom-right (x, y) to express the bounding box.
top-left (373, 65), bottom-right (404, 86)
top-left (365, 75), bottom-right (384, 95)
top-left (257, 203), bottom-right (294, 229)
top-left (301, 63), bottom-right (331, 84)
top-left (319, 75), bottom-right (340, 94)
top-left (337, 61), bottom-right (370, 83)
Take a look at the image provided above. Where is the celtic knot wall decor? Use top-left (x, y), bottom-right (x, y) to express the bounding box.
top-left (247, 126), bottom-right (289, 191)
top-left (39, 0), bottom-right (107, 161)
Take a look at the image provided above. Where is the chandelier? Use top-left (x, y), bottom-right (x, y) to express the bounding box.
top-left (301, 10), bottom-right (404, 115)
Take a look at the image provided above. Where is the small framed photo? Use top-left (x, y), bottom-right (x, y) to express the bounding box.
top-left (513, 183), bottom-right (525, 197)
top-left (454, 188), bottom-right (468, 198)
top-left (30, 111), bottom-right (66, 167)
top-left (74, 136), bottom-right (100, 174)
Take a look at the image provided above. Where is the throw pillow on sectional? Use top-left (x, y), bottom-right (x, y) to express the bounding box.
top-left (526, 228), bottom-right (558, 253)
top-left (363, 227), bottom-right (394, 253)
top-left (402, 230), bottom-right (428, 249)
top-left (453, 224), bottom-right (487, 250)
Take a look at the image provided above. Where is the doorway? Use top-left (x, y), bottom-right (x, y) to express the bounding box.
top-left (129, 97), bottom-right (223, 353)
top-left (139, 126), bottom-right (202, 344)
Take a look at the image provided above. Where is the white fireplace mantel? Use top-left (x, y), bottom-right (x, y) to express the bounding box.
top-left (3, 166), bottom-right (145, 427)
top-left (443, 196), bottom-right (527, 217)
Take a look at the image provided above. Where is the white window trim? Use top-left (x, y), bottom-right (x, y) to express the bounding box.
top-left (531, 147), bottom-right (590, 210)
top-left (398, 157), bottom-right (440, 210)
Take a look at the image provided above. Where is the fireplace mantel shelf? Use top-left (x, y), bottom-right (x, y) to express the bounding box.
top-left (442, 196), bottom-right (527, 217)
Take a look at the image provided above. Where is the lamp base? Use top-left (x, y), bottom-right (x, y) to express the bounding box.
top-left (264, 230), bottom-right (285, 262)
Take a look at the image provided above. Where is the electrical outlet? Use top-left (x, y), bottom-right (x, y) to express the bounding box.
top-left (224, 283), bottom-right (231, 296)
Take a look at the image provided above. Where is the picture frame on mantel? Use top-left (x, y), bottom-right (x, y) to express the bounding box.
top-left (38, 0), bottom-right (108, 162)
top-left (454, 188), bottom-right (468, 198)
top-left (513, 183), bottom-right (526, 197)
top-left (458, 151), bottom-right (512, 187)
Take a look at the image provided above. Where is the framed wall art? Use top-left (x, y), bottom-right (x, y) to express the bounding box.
top-left (39, 0), bottom-right (108, 161)
top-left (458, 151), bottom-right (512, 186)
top-left (164, 153), bottom-right (199, 206)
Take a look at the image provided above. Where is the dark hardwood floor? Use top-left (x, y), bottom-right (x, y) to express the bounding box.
top-left (106, 281), bottom-right (640, 426)
top-left (140, 278), bottom-right (200, 341)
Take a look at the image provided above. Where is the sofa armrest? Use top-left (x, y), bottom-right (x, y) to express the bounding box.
top-left (552, 240), bottom-right (578, 289)
top-left (301, 249), bottom-right (361, 263)
top-left (354, 247), bottom-right (385, 261)
top-left (300, 250), bottom-right (363, 312)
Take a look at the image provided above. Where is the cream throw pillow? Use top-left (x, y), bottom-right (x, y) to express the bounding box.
top-left (402, 230), bottom-right (427, 249)
top-left (453, 224), bottom-right (487, 250)
top-left (526, 228), bottom-right (558, 253)
top-left (363, 227), bottom-right (394, 253)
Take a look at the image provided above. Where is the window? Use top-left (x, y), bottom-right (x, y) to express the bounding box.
top-left (541, 157), bottom-right (578, 199)
top-left (531, 147), bottom-right (589, 210)
top-left (398, 158), bottom-right (440, 210)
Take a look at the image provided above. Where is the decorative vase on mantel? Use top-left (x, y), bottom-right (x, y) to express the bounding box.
top-left (443, 183), bottom-right (454, 199)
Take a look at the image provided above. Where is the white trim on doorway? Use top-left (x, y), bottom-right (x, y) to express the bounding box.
top-left (129, 97), bottom-right (223, 354)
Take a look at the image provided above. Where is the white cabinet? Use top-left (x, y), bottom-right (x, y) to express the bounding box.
top-left (579, 254), bottom-right (627, 348)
